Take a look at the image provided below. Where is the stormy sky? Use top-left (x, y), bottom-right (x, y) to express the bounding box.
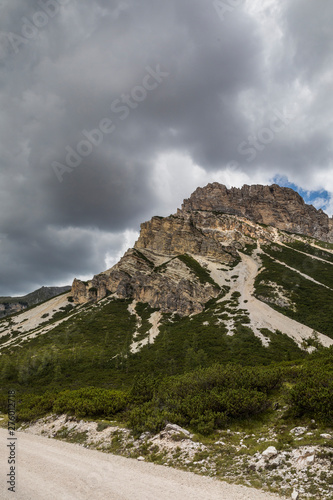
top-left (0, 0), bottom-right (333, 296)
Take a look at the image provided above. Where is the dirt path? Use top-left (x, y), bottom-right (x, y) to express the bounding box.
top-left (0, 429), bottom-right (283, 500)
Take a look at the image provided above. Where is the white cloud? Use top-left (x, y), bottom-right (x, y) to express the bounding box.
top-left (104, 229), bottom-right (139, 270)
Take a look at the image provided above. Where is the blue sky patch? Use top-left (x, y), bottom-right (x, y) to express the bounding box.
top-left (272, 175), bottom-right (331, 212)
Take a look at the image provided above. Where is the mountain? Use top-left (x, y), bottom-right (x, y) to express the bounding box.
top-left (1, 183), bottom-right (333, 498)
top-left (0, 286), bottom-right (71, 318)
top-left (2, 181), bottom-right (333, 358)
top-left (1, 181), bottom-right (333, 365)
top-left (71, 182), bottom-right (333, 324)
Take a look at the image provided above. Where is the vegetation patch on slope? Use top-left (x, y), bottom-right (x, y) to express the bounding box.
top-left (3, 348), bottom-right (333, 437)
top-left (0, 299), bottom-right (137, 390)
top-left (0, 295), bottom-right (306, 402)
top-left (254, 254), bottom-right (333, 338)
top-left (177, 254), bottom-right (220, 288)
top-left (263, 243), bottom-right (333, 289)
top-left (285, 240), bottom-right (333, 263)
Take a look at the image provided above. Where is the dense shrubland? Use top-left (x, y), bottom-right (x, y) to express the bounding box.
top-left (1, 349), bottom-right (333, 436)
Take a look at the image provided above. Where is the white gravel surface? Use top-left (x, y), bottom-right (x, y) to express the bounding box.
top-left (0, 429), bottom-right (283, 500)
top-left (0, 292), bottom-right (74, 351)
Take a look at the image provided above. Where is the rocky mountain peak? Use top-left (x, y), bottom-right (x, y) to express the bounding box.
top-left (181, 183), bottom-right (333, 242)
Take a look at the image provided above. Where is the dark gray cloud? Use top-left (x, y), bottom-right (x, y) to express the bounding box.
top-left (0, 0), bottom-right (332, 295)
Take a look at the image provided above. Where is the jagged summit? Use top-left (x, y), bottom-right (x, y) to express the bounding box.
top-left (181, 183), bottom-right (333, 242)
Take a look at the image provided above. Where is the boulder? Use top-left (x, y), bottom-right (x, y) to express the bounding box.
top-left (165, 423), bottom-right (191, 437)
top-left (320, 433), bottom-right (332, 439)
top-left (290, 427), bottom-right (307, 436)
top-left (262, 446), bottom-right (278, 459)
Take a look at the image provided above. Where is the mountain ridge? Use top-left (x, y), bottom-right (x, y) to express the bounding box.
top-left (0, 285), bottom-right (71, 318)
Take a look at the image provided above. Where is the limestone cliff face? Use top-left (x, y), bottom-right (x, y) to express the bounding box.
top-left (71, 211), bottom-right (276, 314)
top-left (134, 213), bottom-right (239, 261)
top-left (72, 248), bottom-right (221, 316)
top-left (71, 182), bottom-right (333, 315)
top-left (182, 183), bottom-right (333, 242)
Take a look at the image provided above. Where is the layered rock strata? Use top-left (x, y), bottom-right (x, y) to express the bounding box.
top-left (72, 247), bottom-right (221, 316)
top-left (182, 183), bottom-right (333, 242)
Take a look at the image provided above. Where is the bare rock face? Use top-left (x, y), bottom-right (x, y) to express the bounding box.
top-left (71, 207), bottom-right (270, 314)
top-left (182, 183), bottom-right (333, 242)
top-left (71, 182), bottom-right (333, 314)
top-left (134, 212), bottom-right (239, 261)
top-left (72, 248), bottom-right (221, 316)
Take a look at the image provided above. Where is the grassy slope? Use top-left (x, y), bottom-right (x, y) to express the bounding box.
top-left (263, 243), bottom-right (333, 288)
top-left (0, 292), bottom-right (307, 400)
top-left (254, 253), bottom-right (333, 338)
top-left (284, 240), bottom-right (333, 263)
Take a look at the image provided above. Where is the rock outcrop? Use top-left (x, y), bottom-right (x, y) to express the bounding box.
top-left (182, 183), bottom-right (333, 242)
top-left (72, 247), bottom-right (222, 316)
top-left (134, 213), bottom-right (240, 260)
top-left (71, 183), bottom-right (333, 314)
top-left (71, 209), bottom-right (268, 315)
top-left (0, 302), bottom-right (27, 318)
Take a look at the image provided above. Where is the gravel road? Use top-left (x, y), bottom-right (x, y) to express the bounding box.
top-left (0, 429), bottom-right (283, 500)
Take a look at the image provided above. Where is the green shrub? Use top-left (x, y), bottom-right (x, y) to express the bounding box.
top-left (52, 387), bottom-right (129, 418)
top-left (177, 254), bottom-right (219, 288)
top-left (125, 364), bottom-right (279, 435)
top-left (129, 374), bottom-right (160, 404)
top-left (17, 392), bottom-right (56, 421)
top-left (190, 411), bottom-right (223, 435)
top-left (289, 368), bottom-right (333, 422)
top-left (127, 402), bottom-right (167, 435)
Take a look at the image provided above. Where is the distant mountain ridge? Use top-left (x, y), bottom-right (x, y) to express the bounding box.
top-left (0, 286), bottom-right (71, 318)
